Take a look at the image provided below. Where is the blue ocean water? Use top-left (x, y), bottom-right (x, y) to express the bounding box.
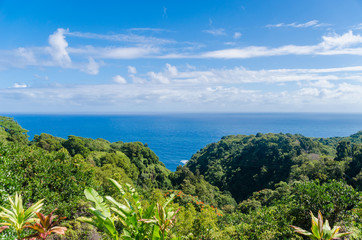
top-left (7, 113), bottom-right (362, 171)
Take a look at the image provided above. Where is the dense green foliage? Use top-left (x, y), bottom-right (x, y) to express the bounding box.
top-left (187, 132), bottom-right (362, 201)
top-left (0, 115), bottom-right (361, 239)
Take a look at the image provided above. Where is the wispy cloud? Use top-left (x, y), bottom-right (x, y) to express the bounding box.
top-left (82, 57), bottom-right (100, 75)
top-left (163, 6), bottom-right (167, 19)
top-left (129, 28), bottom-right (169, 32)
top-left (2, 79), bottom-right (361, 113)
top-left (67, 31), bottom-right (175, 45)
top-left (266, 20), bottom-right (331, 28)
top-left (1, 64), bottom-right (362, 113)
top-left (353, 23), bottom-right (362, 30)
top-left (195, 31), bottom-right (362, 59)
top-left (233, 32), bottom-right (242, 39)
top-left (13, 83), bottom-right (28, 88)
top-left (16, 48), bottom-right (36, 64)
top-left (203, 28), bottom-right (226, 36)
top-left (142, 64), bottom-right (362, 85)
top-left (3, 29), bottom-right (362, 76)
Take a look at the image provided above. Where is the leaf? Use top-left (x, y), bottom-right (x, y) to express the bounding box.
top-left (139, 218), bottom-right (157, 224)
top-left (103, 218), bottom-right (118, 240)
top-left (152, 225), bottom-right (161, 239)
top-left (163, 194), bottom-right (175, 209)
top-left (290, 225), bottom-right (313, 236)
top-left (108, 178), bottom-right (126, 196)
top-left (143, 203), bottom-right (156, 219)
top-left (334, 232), bottom-right (353, 238)
top-left (0, 226), bottom-right (8, 233)
top-left (317, 211), bottom-right (323, 235)
top-left (106, 196), bottom-right (132, 216)
top-left (121, 229), bottom-right (133, 240)
top-left (24, 208), bottom-right (67, 239)
top-left (84, 188), bottom-right (111, 218)
top-left (77, 217), bottom-right (97, 227)
top-left (49, 226), bottom-right (67, 235)
top-left (24, 198), bottom-right (44, 221)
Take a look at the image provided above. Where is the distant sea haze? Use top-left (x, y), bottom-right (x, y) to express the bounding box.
top-left (8, 113), bottom-right (362, 171)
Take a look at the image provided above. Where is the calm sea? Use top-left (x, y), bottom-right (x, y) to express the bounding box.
top-left (6, 113), bottom-right (362, 171)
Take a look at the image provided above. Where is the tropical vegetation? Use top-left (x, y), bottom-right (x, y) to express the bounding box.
top-left (0, 115), bottom-right (361, 239)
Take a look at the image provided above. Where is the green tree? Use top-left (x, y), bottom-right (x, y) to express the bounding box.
top-left (62, 136), bottom-right (90, 158)
top-left (0, 116), bottom-right (29, 144)
top-left (336, 140), bottom-right (352, 161)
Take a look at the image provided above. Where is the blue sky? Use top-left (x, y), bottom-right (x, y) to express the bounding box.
top-left (1, 0), bottom-right (362, 113)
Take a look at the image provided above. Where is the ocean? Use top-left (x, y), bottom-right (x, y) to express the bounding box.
top-left (7, 113), bottom-right (362, 171)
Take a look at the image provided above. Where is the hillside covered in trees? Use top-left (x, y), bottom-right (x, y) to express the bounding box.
top-left (0, 115), bottom-right (361, 239)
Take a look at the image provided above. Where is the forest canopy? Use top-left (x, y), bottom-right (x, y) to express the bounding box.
top-left (0, 116), bottom-right (361, 239)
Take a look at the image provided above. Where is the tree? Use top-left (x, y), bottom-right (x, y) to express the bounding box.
top-left (336, 140), bottom-right (351, 161)
top-left (0, 116), bottom-right (29, 144)
top-left (62, 136), bottom-right (90, 157)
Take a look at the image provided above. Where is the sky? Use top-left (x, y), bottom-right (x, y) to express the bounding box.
top-left (1, 0), bottom-right (362, 113)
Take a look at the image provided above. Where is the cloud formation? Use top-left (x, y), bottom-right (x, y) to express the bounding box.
top-left (13, 83), bottom-right (28, 88)
top-left (3, 28), bottom-right (362, 80)
top-left (83, 57), bottom-right (100, 75)
top-left (113, 75), bottom-right (127, 84)
top-left (233, 32), bottom-right (242, 39)
top-left (196, 31), bottom-right (362, 59)
top-left (67, 31), bottom-right (174, 45)
top-left (1, 63), bottom-right (361, 113)
top-left (203, 28), bottom-right (226, 36)
top-left (266, 20), bottom-right (331, 28)
top-left (47, 28), bottom-right (71, 66)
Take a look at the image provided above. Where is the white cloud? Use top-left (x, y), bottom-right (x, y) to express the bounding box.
top-left (309, 80), bottom-right (335, 88)
top-left (266, 20), bottom-right (331, 28)
top-left (128, 66), bottom-right (137, 74)
top-left (47, 28), bottom-right (71, 66)
top-left (234, 32), bottom-right (242, 39)
top-left (16, 48), bottom-right (36, 64)
top-left (34, 74), bottom-right (49, 80)
top-left (83, 57), bottom-right (99, 75)
top-left (113, 75), bottom-right (127, 84)
top-left (68, 45), bottom-right (159, 59)
top-left (354, 23), bottom-right (362, 30)
top-left (127, 66), bottom-right (145, 84)
top-left (200, 45), bottom-right (318, 59)
top-left (148, 71), bottom-right (170, 84)
top-left (13, 83), bottom-right (28, 88)
top-left (166, 63), bottom-right (178, 76)
top-left (129, 28), bottom-right (169, 32)
top-left (2, 79), bottom-right (361, 113)
top-left (2, 63), bottom-right (362, 113)
top-left (224, 42), bottom-right (236, 46)
top-left (203, 28), bottom-right (226, 36)
top-left (186, 63), bottom-right (196, 70)
top-left (163, 6), bottom-right (167, 18)
top-left (132, 64), bottom-right (362, 87)
top-left (4, 28), bottom-right (362, 80)
top-left (100, 47), bottom-right (159, 59)
top-left (65, 30), bottom-right (362, 60)
top-left (298, 87), bottom-right (320, 97)
top-left (321, 30), bottom-right (362, 48)
top-left (67, 31), bottom-right (174, 45)
top-left (189, 31), bottom-right (362, 59)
